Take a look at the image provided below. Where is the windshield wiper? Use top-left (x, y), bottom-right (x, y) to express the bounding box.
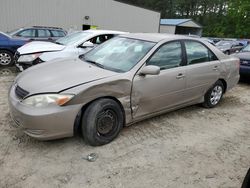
top-left (54, 41), bottom-right (62, 45)
top-left (85, 59), bottom-right (105, 69)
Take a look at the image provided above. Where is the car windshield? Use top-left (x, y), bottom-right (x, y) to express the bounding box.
top-left (82, 37), bottom-right (156, 73)
top-left (7, 28), bottom-right (21, 35)
top-left (55, 31), bottom-right (91, 46)
top-left (242, 44), bottom-right (250, 52)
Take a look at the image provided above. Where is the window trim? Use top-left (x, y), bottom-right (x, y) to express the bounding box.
top-left (145, 40), bottom-right (186, 70)
top-left (181, 39), bottom-right (219, 66)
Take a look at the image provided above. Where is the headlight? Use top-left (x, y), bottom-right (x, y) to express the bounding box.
top-left (18, 53), bottom-right (42, 62)
top-left (22, 94), bottom-right (74, 107)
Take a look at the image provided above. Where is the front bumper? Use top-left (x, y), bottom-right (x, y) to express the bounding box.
top-left (15, 58), bottom-right (44, 72)
top-left (8, 84), bottom-right (82, 140)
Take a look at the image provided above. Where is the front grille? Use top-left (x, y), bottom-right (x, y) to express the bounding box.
top-left (15, 85), bottom-right (29, 99)
top-left (240, 59), bottom-right (250, 66)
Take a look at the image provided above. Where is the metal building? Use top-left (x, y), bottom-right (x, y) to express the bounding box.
top-left (0, 0), bottom-right (160, 33)
top-left (160, 19), bottom-right (202, 36)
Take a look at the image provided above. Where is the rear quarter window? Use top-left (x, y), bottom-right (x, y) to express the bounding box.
top-left (51, 30), bottom-right (66, 37)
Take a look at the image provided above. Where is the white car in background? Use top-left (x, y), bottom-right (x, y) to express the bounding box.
top-left (15, 30), bottom-right (126, 71)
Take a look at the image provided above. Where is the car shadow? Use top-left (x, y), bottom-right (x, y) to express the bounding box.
top-left (0, 67), bottom-right (18, 77)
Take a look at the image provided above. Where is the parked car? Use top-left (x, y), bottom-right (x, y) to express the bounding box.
top-left (233, 44), bottom-right (250, 76)
top-left (201, 37), bottom-right (215, 45)
top-left (8, 26), bottom-right (67, 41)
top-left (216, 40), bottom-right (244, 55)
top-left (8, 34), bottom-right (239, 146)
top-left (0, 31), bottom-right (27, 66)
top-left (15, 30), bottom-right (125, 71)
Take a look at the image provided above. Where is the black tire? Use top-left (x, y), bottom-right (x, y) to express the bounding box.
top-left (81, 98), bottom-right (124, 146)
top-left (225, 50), bottom-right (230, 55)
top-left (203, 80), bottom-right (224, 108)
top-left (0, 50), bottom-right (14, 66)
top-left (242, 168), bottom-right (250, 188)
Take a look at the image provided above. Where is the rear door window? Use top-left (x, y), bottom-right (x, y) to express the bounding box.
top-left (89, 34), bottom-right (114, 45)
top-left (37, 29), bottom-right (51, 38)
top-left (185, 41), bottom-right (218, 65)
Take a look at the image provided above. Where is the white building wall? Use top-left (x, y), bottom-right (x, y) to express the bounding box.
top-left (0, 0), bottom-right (160, 32)
top-left (159, 25), bottom-right (176, 34)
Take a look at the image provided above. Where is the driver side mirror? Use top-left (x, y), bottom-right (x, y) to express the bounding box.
top-left (80, 41), bottom-right (94, 48)
top-left (139, 65), bottom-right (160, 76)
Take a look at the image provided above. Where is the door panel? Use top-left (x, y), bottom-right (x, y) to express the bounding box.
top-left (184, 40), bottom-right (221, 101)
top-left (185, 60), bottom-right (221, 101)
top-left (131, 41), bottom-right (187, 119)
top-left (132, 67), bottom-right (187, 119)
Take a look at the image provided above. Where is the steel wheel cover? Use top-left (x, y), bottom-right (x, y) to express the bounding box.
top-left (96, 109), bottom-right (118, 136)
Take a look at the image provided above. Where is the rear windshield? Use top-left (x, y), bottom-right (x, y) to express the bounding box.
top-left (55, 31), bottom-right (91, 45)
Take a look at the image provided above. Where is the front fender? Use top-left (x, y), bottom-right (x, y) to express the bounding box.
top-left (63, 79), bottom-right (133, 124)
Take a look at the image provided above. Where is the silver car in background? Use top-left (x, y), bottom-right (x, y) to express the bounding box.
top-left (15, 30), bottom-right (125, 71)
top-left (9, 33), bottom-right (240, 146)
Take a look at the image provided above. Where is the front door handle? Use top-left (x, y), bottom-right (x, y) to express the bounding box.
top-left (213, 66), bottom-right (218, 71)
top-left (176, 73), bottom-right (185, 79)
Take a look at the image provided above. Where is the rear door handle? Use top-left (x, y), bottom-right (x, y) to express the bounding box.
top-left (176, 73), bottom-right (185, 79)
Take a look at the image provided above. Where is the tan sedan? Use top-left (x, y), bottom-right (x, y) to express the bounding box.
top-left (8, 33), bottom-right (240, 146)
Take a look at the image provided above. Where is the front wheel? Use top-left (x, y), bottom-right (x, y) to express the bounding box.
top-left (81, 99), bottom-right (124, 146)
top-left (0, 50), bottom-right (14, 66)
top-left (203, 80), bottom-right (224, 108)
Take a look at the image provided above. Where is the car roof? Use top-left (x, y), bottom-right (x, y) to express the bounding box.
top-left (84, 29), bottom-right (127, 35)
top-left (119, 33), bottom-right (196, 43)
top-left (31, 26), bottom-right (64, 30)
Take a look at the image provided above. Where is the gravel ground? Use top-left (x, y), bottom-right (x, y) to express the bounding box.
top-left (0, 67), bottom-right (249, 188)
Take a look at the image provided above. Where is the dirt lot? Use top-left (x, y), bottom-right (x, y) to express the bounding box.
top-left (0, 67), bottom-right (249, 188)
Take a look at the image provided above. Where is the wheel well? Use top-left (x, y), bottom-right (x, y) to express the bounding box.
top-left (73, 96), bottom-right (126, 135)
top-left (219, 79), bottom-right (227, 93)
top-left (0, 49), bottom-right (14, 55)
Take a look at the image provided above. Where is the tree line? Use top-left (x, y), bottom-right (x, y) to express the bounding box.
top-left (123, 0), bottom-right (250, 38)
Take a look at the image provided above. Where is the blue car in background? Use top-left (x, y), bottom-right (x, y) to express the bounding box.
top-left (0, 32), bottom-right (27, 66)
top-left (233, 44), bottom-right (250, 77)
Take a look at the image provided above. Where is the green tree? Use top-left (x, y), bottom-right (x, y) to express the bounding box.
top-left (227, 0), bottom-right (250, 38)
top-left (122, 0), bottom-right (250, 38)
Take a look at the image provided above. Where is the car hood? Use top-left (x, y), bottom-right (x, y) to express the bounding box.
top-left (17, 41), bottom-right (65, 55)
top-left (233, 52), bottom-right (250, 60)
top-left (16, 58), bottom-right (118, 94)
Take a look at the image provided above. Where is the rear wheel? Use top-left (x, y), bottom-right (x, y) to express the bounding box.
top-left (203, 80), bottom-right (224, 108)
top-left (0, 50), bottom-right (14, 66)
top-left (81, 99), bottom-right (124, 146)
